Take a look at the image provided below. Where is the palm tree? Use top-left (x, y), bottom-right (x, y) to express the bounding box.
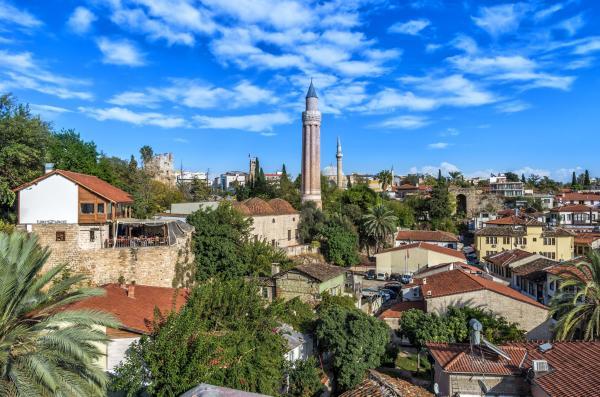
top-left (362, 204), bottom-right (397, 253)
top-left (0, 232), bottom-right (119, 396)
top-left (376, 170), bottom-right (393, 191)
top-left (549, 251), bottom-right (600, 341)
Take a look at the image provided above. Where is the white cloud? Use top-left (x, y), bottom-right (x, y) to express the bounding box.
top-left (174, 137), bottom-right (189, 143)
top-left (534, 3), bottom-right (563, 21)
top-left (556, 14), bottom-right (585, 37)
top-left (409, 162), bottom-right (460, 176)
top-left (355, 89), bottom-right (437, 113)
top-left (472, 3), bottom-right (529, 37)
top-left (440, 127), bottom-right (459, 137)
top-left (425, 43), bottom-right (442, 53)
top-left (29, 104), bottom-right (72, 118)
top-left (554, 166), bottom-right (583, 181)
top-left (388, 19), bottom-right (430, 35)
top-left (193, 112), bottom-right (292, 132)
top-left (513, 166), bottom-right (550, 177)
top-left (376, 115), bottom-right (430, 129)
top-left (573, 37), bottom-right (600, 55)
top-left (0, 0), bottom-right (42, 28)
top-left (203, 0), bottom-right (310, 29)
top-left (451, 35), bottom-right (478, 54)
top-left (79, 106), bottom-right (186, 128)
top-left (107, 91), bottom-right (161, 108)
top-left (496, 100), bottom-right (530, 113)
top-left (67, 7), bottom-right (96, 34)
top-left (448, 55), bottom-right (536, 75)
top-left (97, 37), bottom-right (146, 66)
top-left (491, 72), bottom-right (574, 91)
top-left (401, 74), bottom-right (497, 107)
top-left (428, 142), bottom-right (449, 149)
top-left (0, 50), bottom-right (93, 100)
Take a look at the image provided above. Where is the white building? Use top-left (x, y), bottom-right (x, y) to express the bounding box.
top-left (489, 174), bottom-right (524, 197)
top-left (176, 171), bottom-right (208, 185)
top-left (218, 171), bottom-right (247, 191)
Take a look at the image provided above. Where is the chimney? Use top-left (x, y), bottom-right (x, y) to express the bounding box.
top-left (271, 263), bottom-right (280, 276)
top-left (127, 281), bottom-right (136, 298)
top-left (44, 163), bottom-right (54, 174)
top-left (469, 318), bottom-right (482, 346)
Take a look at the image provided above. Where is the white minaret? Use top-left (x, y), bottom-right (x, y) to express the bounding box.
top-left (301, 80), bottom-right (322, 208)
top-left (336, 137), bottom-right (344, 190)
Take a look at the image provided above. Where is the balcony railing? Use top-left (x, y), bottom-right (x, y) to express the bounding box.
top-left (104, 237), bottom-right (169, 248)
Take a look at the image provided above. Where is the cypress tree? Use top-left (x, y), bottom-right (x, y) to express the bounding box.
top-left (571, 171), bottom-right (577, 187)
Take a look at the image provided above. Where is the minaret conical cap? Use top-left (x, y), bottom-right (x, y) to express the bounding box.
top-left (306, 79), bottom-right (318, 98)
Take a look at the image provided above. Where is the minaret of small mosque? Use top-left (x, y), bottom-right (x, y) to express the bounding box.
top-left (301, 80), bottom-right (322, 208)
top-left (336, 137), bottom-right (344, 190)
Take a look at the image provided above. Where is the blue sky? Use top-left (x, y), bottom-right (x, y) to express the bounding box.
top-left (1, 1), bottom-right (599, 180)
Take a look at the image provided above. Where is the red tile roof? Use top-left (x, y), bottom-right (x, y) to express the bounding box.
top-left (484, 249), bottom-right (535, 268)
top-left (379, 242), bottom-right (466, 261)
top-left (68, 284), bottom-right (188, 334)
top-left (558, 192), bottom-right (600, 202)
top-left (427, 342), bottom-right (527, 375)
top-left (574, 234), bottom-right (600, 245)
top-left (378, 301), bottom-right (425, 319)
top-left (232, 197), bottom-right (298, 216)
top-left (551, 204), bottom-right (596, 213)
top-left (417, 269), bottom-right (547, 309)
top-left (340, 370), bottom-right (433, 397)
top-left (427, 341), bottom-right (600, 397)
top-left (396, 230), bottom-right (459, 243)
top-left (486, 215), bottom-right (545, 226)
top-left (14, 169), bottom-right (133, 203)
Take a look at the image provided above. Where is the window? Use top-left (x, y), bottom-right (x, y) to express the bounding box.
top-left (549, 281), bottom-right (555, 291)
top-left (97, 203), bottom-right (105, 214)
top-left (543, 237), bottom-right (555, 246)
top-left (80, 203), bottom-right (95, 214)
top-left (516, 237), bottom-right (527, 245)
top-left (486, 237), bottom-right (498, 245)
top-left (272, 218), bottom-right (276, 223)
top-left (89, 230), bottom-right (95, 242)
top-left (295, 229), bottom-right (299, 239)
top-left (261, 287), bottom-right (269, 298)
top-left (503, 237), bottom-right (510, 245)
top-left (293, 217), bottom-right (296, 222)
top-left (516, 276), bottom-right (521, 287)
top-left (254, 235), bottom-right (258, 242)
top-left (56, 231), bottom-right (65, 241)
top-left (271, 239), bottom-right (276, 247)
top-left (288, 230), bottom-right (291, 241)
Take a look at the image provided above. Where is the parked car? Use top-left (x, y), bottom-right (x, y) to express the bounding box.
top-left (365, 270), bottom-right (376, 280)
top-left (376, 272), bottom-right (387, 281)
top-left (389, 273), bottom-right (402, 281)
top-left (379, 288), bottom-right (397, 300)
top-left (400, 274), bottom-right (413, 284)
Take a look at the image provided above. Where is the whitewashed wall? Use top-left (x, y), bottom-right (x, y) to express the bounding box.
top-left (19, 174), bottom-right (78, 224)
top-left (106, 337), bottom-right (139, 372)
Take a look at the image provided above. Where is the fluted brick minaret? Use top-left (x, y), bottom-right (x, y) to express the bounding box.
top-left (336, 137), bottom-right (344, 190)
top-left (301, 80), bottom-right (322, 208)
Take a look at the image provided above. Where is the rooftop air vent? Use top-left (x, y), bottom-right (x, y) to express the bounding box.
top-left (533, 360), bottom-right (549, 372)
top-left (538, 342), bottom-right (553, 353)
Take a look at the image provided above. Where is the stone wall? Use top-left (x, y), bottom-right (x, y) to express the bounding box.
top-left (251, 213), bottom-right (300, 249)
top-left (25, 224), bottom-right (194, 288)
top-left (274, 272), bottom-right (320, 304)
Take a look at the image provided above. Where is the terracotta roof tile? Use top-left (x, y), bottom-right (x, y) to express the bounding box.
top-left (551, 204), bottom-right (596, 213)
top-left (511, 258), bottom-right (557, 277)
top-left (486, 215), bottom-right (545, 226)
top-left (378, 301), bottom-right (425, 319)
top-left (427, 342), bottom-right (527, 375)
top-left (417, 270), bottom-right (547, 309)
top-left (280, 262), bottom-right (346, 283)
top-left (396, 230), bottom-right (459, 243)
top-left (484, 249), bottom-right (535, 267)
top-left (267, 198), bottom-right (298, 215)
top-left (475, 226), bottom-right (526, 237)
top-left (379, 242), bottom-right (466, 261)
top-left (558, 193), bottom-right (600, 202)
top-left (67, 284), bottom-right (188, 334)
top-left (340, 370), bottom-right (433, 397)
top-left (14, 169), bottom-right (133, 203)
top-left (232, 198), bottom-right (298, 216)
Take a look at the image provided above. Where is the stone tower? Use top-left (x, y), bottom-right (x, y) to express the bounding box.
top-left (301, 80), bottom-right (322, 208)
top-left (336, 137), bottom-right (344, 189)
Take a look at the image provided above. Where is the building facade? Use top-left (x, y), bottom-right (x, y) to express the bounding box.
top-left (489, 174), bottom-right (524, 197)
top-left (144, 153), bottom-right (176, 186)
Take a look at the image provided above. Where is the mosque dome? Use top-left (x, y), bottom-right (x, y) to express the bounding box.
top-left (322, 165), bottom-right (336, 177)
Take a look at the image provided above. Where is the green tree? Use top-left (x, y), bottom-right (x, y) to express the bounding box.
top-left (140, 145), bottom-right (153, 166)
top-left (550, 252), bottom-right (600, 341)
top-left (429, 178), bottom-right (452, 221)
top-left (0, 95), bottom-right (51, 208)
top-left (584, 169), bottom-right (591, 186)
top-left (361, 204), bottom-right (397, 253)
top-left (278, 163), bottom-right (301, 209)
top-left (187, 202), bottom-right (252, 280)
top-left (521, 173), bottom-right (526, 183)
top-left (286, 357), bottom-right (323, 397)
top-left (571, 171), bottom-right (577, 187)
top-left (190, 177), bottom-right (211, 201)
top-left (376, 170), bottom-right (392, 191)
top-left (298, 201), bottom-right (327, 244)
top-left (384, 200), bottom-right (415, 228)
top-left (340, 184), bottom-right (378, 212)
top-left (320, 220), bottom-right (360, 267)
top-left (316, 304), bottom-right (389, 392)
top-left (505, 172), bottom-right (520, 182)
top-left (111, 279), bottom-right (287, 396)
top-left (268, 297), bottom-right (316, 334)
top-left (242, 239), bottom-right (293, 277)
top-left (46, 129), bottom-right (99, 175)
top-left (0, 232), bottom-right (119, 396)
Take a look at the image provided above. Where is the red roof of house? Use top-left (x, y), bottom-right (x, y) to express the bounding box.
top-left (484, 249), bottom-right (535, 268)
top-left (340, 370), bottom-right (433, 397)
top-left (417, 269), bottom-right (547, 309)
top-left (551, 204), bottom-right (596, 213)
top-left (558, 192), bottom-right (600, 202)
top-left (14, 169), bottom-right (133, 203)
top-left (233, 197), bottom-right (298, 216)
top-left (395, 230), bottom-right (459, 243)
top-left (428, 341), bottom-right (600, 397)
top-left (379, 242), bottom-right (466, 261)
top-left (378, 301), bottom-right (425, 319)
top-left (427, 342), bottom-right (527, 375)
top-left (574, 233), bottom-right (600, 245)
top-left (485, 215), bottom-right (545, 226)
top-left (68, 284), bottom-right (188, 334)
